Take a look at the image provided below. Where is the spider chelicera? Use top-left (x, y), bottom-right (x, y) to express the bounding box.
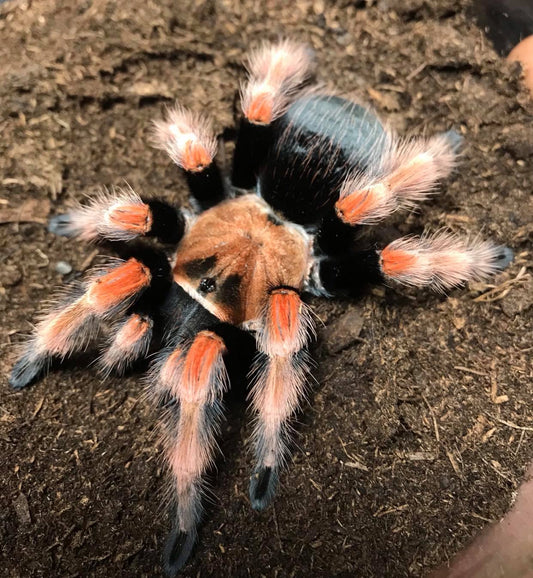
top-left (9, 40), bottom-right (513, 575)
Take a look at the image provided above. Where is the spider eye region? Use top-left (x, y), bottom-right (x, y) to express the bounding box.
top-left (172, 195), bottom-right (310, 324)
top-left (198, 277), bottom-right (217, 293)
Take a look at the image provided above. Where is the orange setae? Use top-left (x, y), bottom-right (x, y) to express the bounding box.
top-left (335, 190), bottom-right (378, 224)
top-left (182, 140), bottom-right (213, 172)
top-left (107, 204), bottom-right (152, 234)
top-left (245, 92), bottom-right (274, 125)
top-left (87, 259), bottom-right (151, 312)
top-left (181, 331), bottom-right (226, 400)
top-left (115, 314), bottom-right (151, 349)
top-left (268, 289), bottom-right (301, 346)
top-left (380, 246), bottom-right (418, 277)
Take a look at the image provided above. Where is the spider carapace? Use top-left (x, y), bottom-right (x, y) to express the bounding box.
top-left (173, 195), bottom-right (311, 325)
top-left (9, 40), bottom-right (513, 575)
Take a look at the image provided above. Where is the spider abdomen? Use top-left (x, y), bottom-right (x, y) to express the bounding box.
top-left (172, 195), bottom-right (311, 325)
top-left (260, 94), bottom-right (388, 225)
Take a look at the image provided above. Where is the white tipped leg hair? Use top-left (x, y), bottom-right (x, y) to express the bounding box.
top-left (378, 230), bottom-right (514, 292)
top-left (315, 230), bottom-right (513, 297)
top-left (336, 130), bottom-right (462, 226)
top-left (155, 330), bottom-right (228, 575)
top-left (232, 39), bottom-right (316, 188)
top-left (248, 286), bottom-right (315, 510)
top-left (9, 257), bottom-right (154, 390)
top-left (48, 186), bottom-right (186, 245)
top-left (152, 106), bottom-right (225, 210)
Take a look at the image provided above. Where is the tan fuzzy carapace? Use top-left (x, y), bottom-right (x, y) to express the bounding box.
top-left (173, 195), bottom-right (311, 324)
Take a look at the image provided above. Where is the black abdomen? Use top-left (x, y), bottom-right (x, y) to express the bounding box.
top-left (259, 95), bottom-right (387, 226)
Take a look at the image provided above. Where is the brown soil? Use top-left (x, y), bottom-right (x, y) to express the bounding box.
top-left (0, 1), bottom-right (532, 577)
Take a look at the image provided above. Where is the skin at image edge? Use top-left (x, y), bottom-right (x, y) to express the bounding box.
top-left (430, 465), bottom-right (533, 578)
top-left (507, 35), bottom-right (533, 95)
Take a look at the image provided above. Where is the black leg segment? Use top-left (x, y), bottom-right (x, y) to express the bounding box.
top-left (231, 119), bottom-right (272, 189)
top-left (185, 162), bottom-right (226, 211)
top-left (318, 250), bottom-right (383, 296)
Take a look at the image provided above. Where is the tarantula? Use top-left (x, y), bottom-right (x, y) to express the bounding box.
top-left (10, 40), bottom-right (513, 574)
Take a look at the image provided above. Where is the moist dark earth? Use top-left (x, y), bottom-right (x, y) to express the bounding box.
top-left (0, 1), bottom-right (532, 577)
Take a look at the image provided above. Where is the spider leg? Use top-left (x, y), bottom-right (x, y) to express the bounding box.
top-left (152, 106), bottom-right (225, 210)
top-left (97, 312), bottom-right (154, 376)
top-left (258, 95), bottom-right (389, 247)
top-left (232, 40), bottom-right (316, 189)
top-left (378, 231), bottom-right (514, 291)
top-left (49, 186), bottom-right (185, 244)
top-left (248, 287), bottom-right (314, 510)
top-left (155, 326), bottom-right (228, 575)
top-left (314, 232), bottom-right (513, 296)
top-left (9, 249), bottom-right (170, 390)
top-left (94, 244), bottom-right (175, 375)
top-left (335, 131), bottom-right (462, 226)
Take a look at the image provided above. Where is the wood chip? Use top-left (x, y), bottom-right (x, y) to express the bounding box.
top-left (445, 450), bottom-right (462, 476)
top-left (0, 198), bottom-right (50, 225)
top-left (13, 493), bottom-right (31, 526)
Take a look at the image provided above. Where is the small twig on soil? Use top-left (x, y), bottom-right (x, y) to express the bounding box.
top-left (484, 412), bottom-right (533, 432)
top-left (310, 477), bottom-right (322, 491)
top-left (454, 365), bottom-right (488, 377)
top-left (422, 393), bottom-right (440, 443)
top-left (31, 396), bottom-right (45, 420)
top-left (406, 62), bottom-right (427, 81)
top-left (490, 370), bottom-right (509, 405)
top-left (473, 266), bottom-right (529, 302)
top-left (80, 249), bottom-right (99, 272)
top-left (481, 457), bottom-right (514, 484)
top-left (272, 504), bottom-right (284, 553)
top-left (373, 504), bottom-right (408, 518)
top-left (514, 429), bottom-right (526, 456)
top-left (445, 450), bottom-right (462, 477)
top-left (470, 512), bottom-right (495, 524)
top-left (338, 436), bottom-right (368, 470)
top-left (0, 198), bottom-right (51, 225)
top-left (35, 248), bottom-right (49, 268)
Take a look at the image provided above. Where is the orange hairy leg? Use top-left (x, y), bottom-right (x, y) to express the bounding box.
top-left (249, 287), bottom-right (314, 510)
top-left (151, 106), bottom-right (225, 210)
top-left (181, 140), bottom-right (213, 172)
top-left (316, 230), bottom-right (512, 297)
top-left (380, 246), bottom-right (418, 278)
top-left (245, 93), bottom-right (275, 125)
top-left (9, 257), bottom-right (159, 390)
top-left (156, 329), bottom-right (228, 575)
top-left (336, 132), bottom-right (460, 226)
top-left (98, 313), bottom-right (154, 375)
top-left (233, 40), bottom-right (316, 188)
top-left (106, 203), bottom-right (152, 234)
top-left (241, 40), bottom-right (315, 125)
top-left (379, 232), bottom-right (513, 291)
top-left (86, 259), bottom-right (151, 312)
top-left (48, 187), bottom-right (185, 244)
top-left (180, 332), bottom-right (226, 401)
top-left (267, 289), bottom-right (302, 346)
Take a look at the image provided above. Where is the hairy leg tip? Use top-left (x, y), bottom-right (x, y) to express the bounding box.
top-left (494, 246), bottom-right (514, 270)
top-left (249, 466), bottom-right (278, 511)
top-left (163, 528), bottom-right (197, 576)
top-left (9, 354), bottom-right (47, 390)
top-left (442, 130), bottom-right (464, 152)
top-left (48, 213), bottom-right (73, 237)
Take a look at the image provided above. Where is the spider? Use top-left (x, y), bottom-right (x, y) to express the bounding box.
top-left (9, 40), bottom-right (513, 575)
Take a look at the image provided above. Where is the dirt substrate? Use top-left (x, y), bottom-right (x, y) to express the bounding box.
top-left (0, 1), bottom-right (532, 577)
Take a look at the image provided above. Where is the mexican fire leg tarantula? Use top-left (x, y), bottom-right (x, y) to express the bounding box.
top-left (10, 40), bottom-right (513, 574)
